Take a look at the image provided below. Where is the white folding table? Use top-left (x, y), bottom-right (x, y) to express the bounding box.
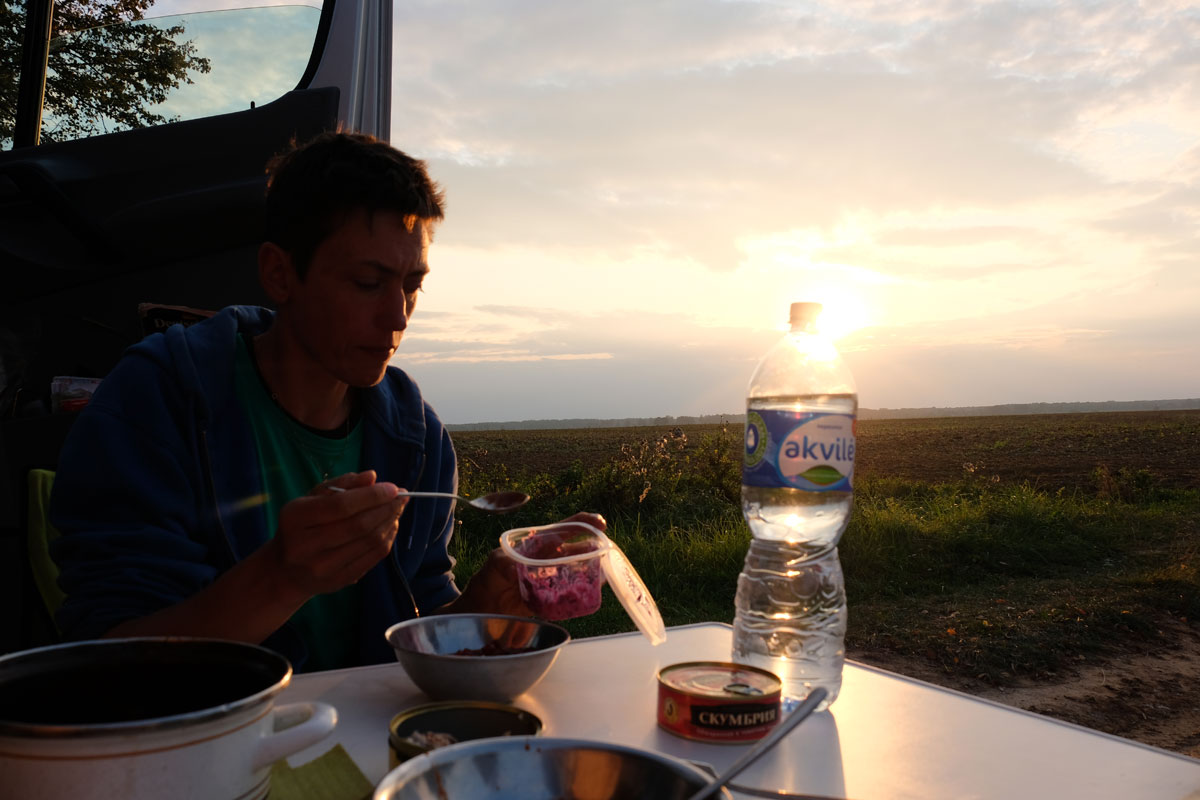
top-left (282, 622), bottom-right (1200, 799)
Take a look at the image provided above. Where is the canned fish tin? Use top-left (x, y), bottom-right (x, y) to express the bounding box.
top-left (657, 661), bottom-right (782, 743)
top-left (387, 701), bottom-right (543, 768)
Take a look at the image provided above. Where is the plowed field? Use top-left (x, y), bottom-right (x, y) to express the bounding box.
top-left (454, 409), bottom-right (1200, 491)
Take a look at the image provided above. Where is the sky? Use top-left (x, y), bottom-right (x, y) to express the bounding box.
top-left (384, 0), bottom-right (1200, 424)
top-left (148, 0), bottom-right (1200, 424)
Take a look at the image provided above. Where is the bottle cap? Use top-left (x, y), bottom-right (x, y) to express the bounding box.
top-left (789, 302), bottom-right (823, 325)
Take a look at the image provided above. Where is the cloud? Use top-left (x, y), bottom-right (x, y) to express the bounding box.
top-left (403, 348), bottom-right (613, 364)
top-left (472, 305), bottom-right (580, 324)
top-left (395, 1), bottom-right (1195, 276)
top-left (397, 306), bottom-right (778, 421)
top-left (400, 304), bottom-right (1200, 423)
top-left (1095, 182), bottom-right (1200, 241)
top-left (873, 226), bottom-right (1047, 248)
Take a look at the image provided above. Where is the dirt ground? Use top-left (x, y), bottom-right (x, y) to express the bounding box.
top-left (854, 410), bottom-right (1200, 491)
top-left (456, 410), bottom-right (1200, 492)
top-left (850, 617), bottom-right (1200, 758)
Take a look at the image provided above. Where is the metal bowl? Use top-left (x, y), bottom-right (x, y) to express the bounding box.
top-left (384, 614), bottom-right (570, 702)
top-left (374, 737), bottom-right (733, 800)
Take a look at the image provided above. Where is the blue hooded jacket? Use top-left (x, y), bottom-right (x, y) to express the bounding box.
top-left (49, 306), bottom-right (460, 669)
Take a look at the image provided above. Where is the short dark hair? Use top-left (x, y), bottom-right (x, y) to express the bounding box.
top-left (264, 131), bottom-right (445, 277)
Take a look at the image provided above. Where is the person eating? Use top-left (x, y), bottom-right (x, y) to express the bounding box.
top-left (49, 131), bottom-right (604, 671)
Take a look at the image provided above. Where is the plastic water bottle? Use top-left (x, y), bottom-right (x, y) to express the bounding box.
top-left (732, 302), bottom-right (857, 712)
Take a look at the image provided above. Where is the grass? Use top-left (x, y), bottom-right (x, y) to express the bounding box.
top-left (448, 415), bottom-right (1200, 686)
top-left (846, 484), bottom-right (1200, 682)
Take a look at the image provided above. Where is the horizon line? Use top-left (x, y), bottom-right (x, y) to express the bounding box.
top-left (444, 397), bottom-right (1200, 429)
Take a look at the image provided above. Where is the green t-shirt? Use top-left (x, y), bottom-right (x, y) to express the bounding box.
top-left (234, 334), bottom-right (366, 672)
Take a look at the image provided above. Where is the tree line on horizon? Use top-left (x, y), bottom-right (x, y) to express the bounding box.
top-left (445, 398), bottom-right (1200, 431)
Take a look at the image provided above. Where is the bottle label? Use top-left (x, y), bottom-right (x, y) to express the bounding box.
top-left (743, 410), bottom-right (855, 491)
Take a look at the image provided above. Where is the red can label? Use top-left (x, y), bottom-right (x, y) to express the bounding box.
top-left (657, 661), bottom-right (781, 743)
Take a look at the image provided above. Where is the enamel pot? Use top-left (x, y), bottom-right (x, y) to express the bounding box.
top-left (0, 638), bottom-right (337, 800)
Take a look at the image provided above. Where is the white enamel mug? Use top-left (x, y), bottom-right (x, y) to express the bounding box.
top-left (0, 638), bottom-right (337, 800)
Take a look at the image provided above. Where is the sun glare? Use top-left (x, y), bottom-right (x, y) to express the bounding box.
top-left (806, 288), bottom-right (872, 341)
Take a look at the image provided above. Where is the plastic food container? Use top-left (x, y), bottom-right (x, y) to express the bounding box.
top-left (500, 522), bottom-right (611, 620)
top-left (500, 521), bottom-right (667, 645)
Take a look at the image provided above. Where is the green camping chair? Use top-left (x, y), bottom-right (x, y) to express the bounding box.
top-left (26, 468), bottom-right (65, 628)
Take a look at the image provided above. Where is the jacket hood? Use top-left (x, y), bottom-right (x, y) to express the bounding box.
top-left (142, 305), bottom-right (428, 446)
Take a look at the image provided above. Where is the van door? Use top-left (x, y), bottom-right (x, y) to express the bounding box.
top-left (0, 0), bottom-right (392, 653)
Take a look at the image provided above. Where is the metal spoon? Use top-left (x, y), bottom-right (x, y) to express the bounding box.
top-left (684, 687), bottom-right (828, 800)
top-left (399, 490), bottom-right (530, 513)
top-left (326, 486), bottom-right (530, 513)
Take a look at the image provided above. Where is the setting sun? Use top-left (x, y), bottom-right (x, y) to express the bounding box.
top-left (805, 287), bottom-right (873, 342)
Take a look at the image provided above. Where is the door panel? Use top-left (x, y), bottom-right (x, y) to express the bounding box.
top-left (0, 0), bottom-right (394, 654)
top-left (1, 86), bottom-right (340, 388)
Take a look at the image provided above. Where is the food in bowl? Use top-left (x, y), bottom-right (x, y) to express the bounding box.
top-left (453, 644), bottom-right (536, 656)
top-left (387, 701), bottom-right (542, 768)
top-left (384, 614), bottom-right (570, 702)
top-left (401, 730), bottom-right (459, 750)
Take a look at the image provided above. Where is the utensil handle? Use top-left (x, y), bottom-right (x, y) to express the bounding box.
top-left (684, 688), bottom-right (828, 800)
top-left (252, 702), bottom-right (338, 771)
top-left (324, 486), bottom-right (458, 499)
top-left (326, 487), bottom-right (463, 502)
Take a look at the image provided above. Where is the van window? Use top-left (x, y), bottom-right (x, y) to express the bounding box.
top-left (2, 1), bottom-right (324, 150)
